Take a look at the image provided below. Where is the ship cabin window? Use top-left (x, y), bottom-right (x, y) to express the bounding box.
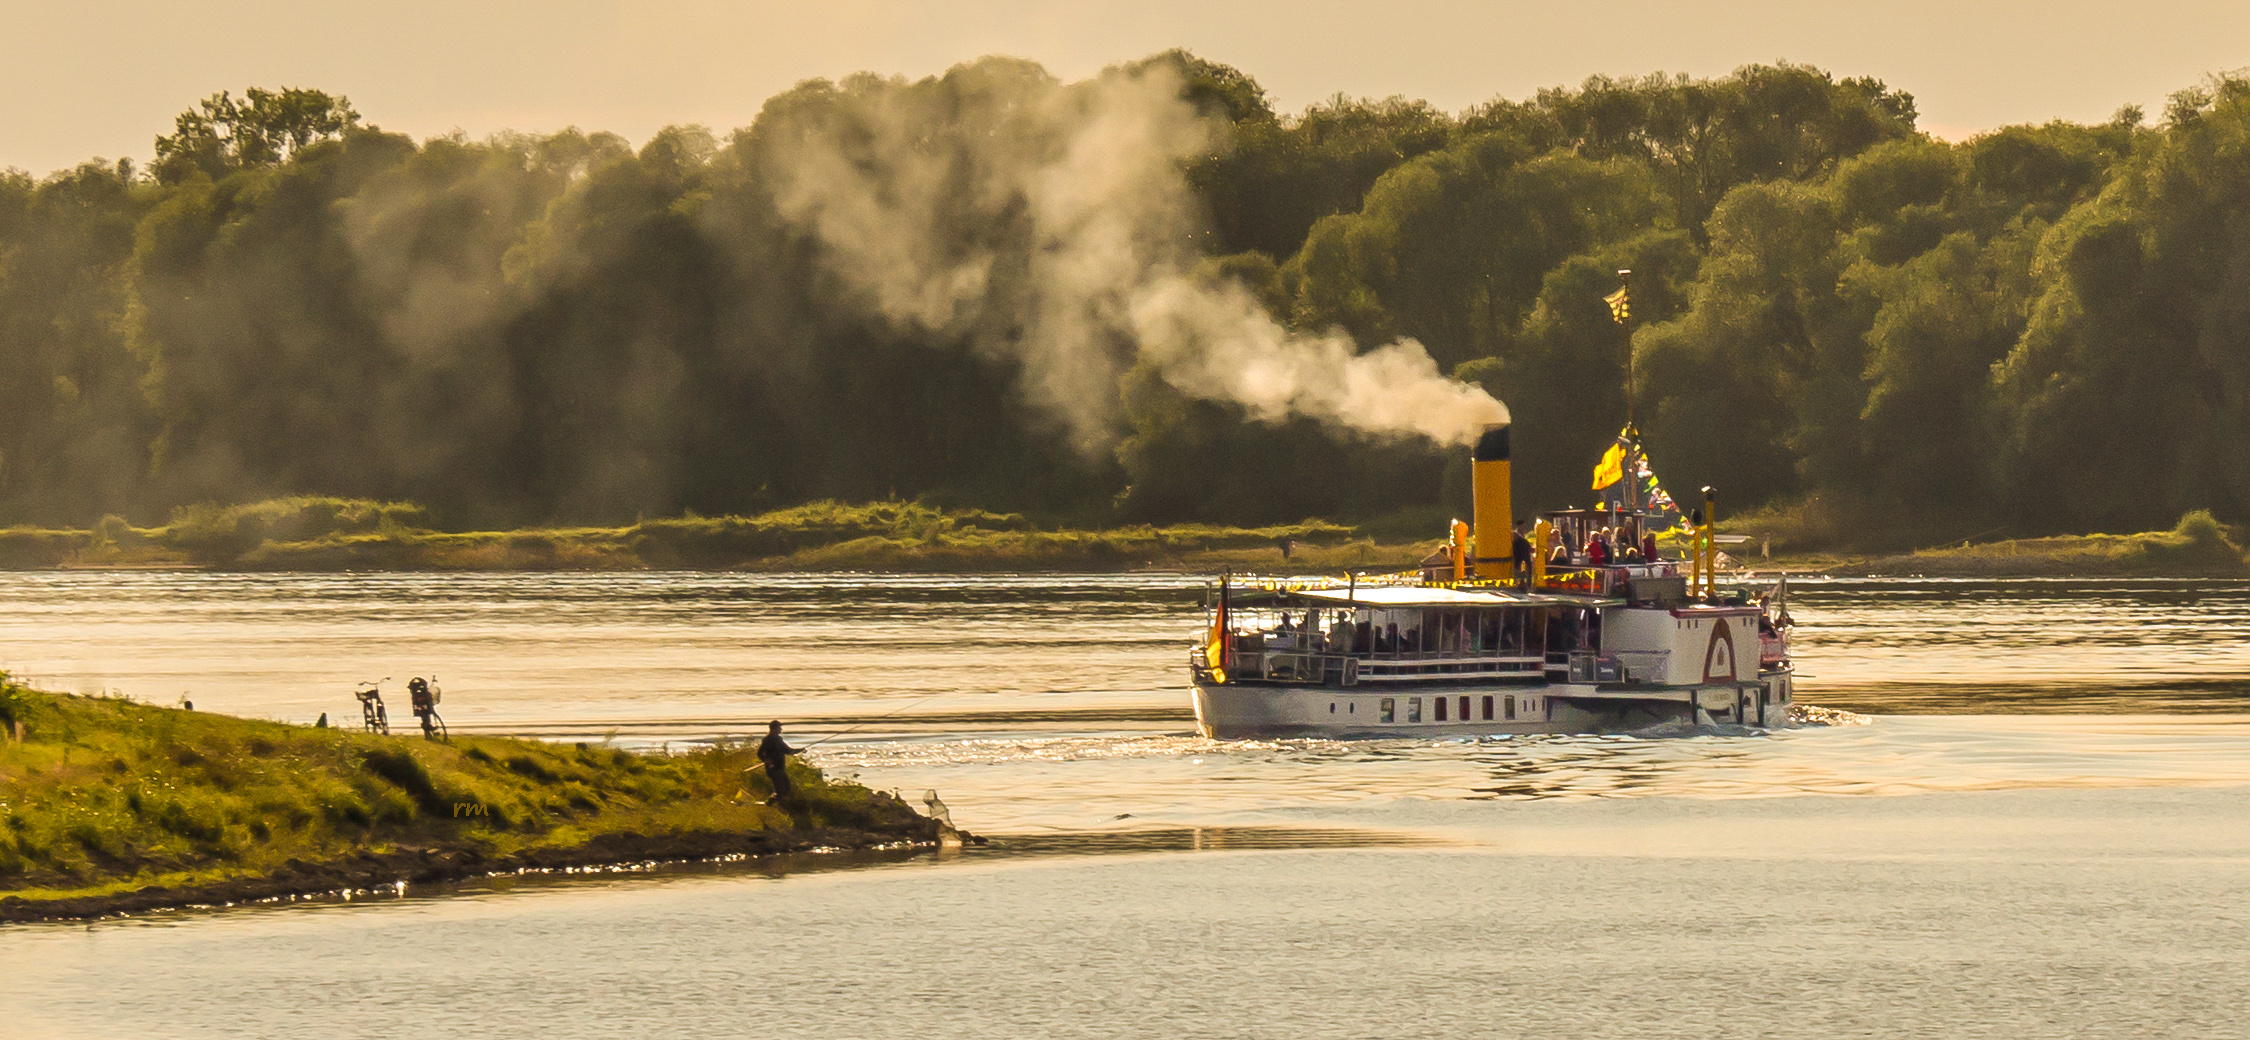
top-left (1379, 698), bottom-right (1395, 723)
top-left (1435, 696), bottom-right (1447, 722)
top-left (1329, 701), bottom-right (1336, 714)
top-left (1505, 695), bottom-right (1517, 721)
top-left (1482, 695), bottom-right (1494, 721)
top-left (1407, 697), bottom-right (1423, 723)
top-left (1458, 696), bottom-right (1470, 722)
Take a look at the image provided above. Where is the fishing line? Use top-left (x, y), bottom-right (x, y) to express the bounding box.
top-left (797, 689), bottom-right (959, 750)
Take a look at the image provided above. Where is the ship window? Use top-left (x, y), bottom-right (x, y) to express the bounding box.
top-left (1349, 702), bottom-right (1356, 713)
top-left (1504, 695), bottom-right (1516, 720)
top-left (1459, 696), bottom-right (1470, 722)
top-left (1380, 698), bottom-right (1395, 723)
top-left (1481, 695), bottom-right (1494, 721)
top-left (1407, 697), bottom-right (1422, 723)
top-left (1435, 696), bottom-right (1447, 721)
top-left (1329, 702), bottom-right (1336, 714)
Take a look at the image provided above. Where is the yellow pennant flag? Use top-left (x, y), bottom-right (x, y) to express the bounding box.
top-left (1592, 439), bottom-right (1627, 490)
top-left (1603, 285), bottom-right (1630, 324)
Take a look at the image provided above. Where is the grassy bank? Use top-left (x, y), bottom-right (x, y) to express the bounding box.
top-left (1733, 510), bottom-right (2250, 578)
top-left (1851, 511), bottom-right (2250, 577)
top-left (0, 678), bottom-right (936, 921)
top-left (10, 496), bottom-right (2247, 578)
top-left (0, 497), bottom-right (1414, 573)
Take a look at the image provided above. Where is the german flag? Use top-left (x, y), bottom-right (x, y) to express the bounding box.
top-left (1603, 285), bottom-right (1630, 324)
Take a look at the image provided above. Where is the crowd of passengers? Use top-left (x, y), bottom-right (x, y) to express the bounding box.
top-left (1544, 520), bottom-right (1661, 568)
top-left (1258, 609), bottom-right (1544, 659)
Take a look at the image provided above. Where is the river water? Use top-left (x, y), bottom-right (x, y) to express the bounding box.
top-left (3, 573), bottom-right (2248, 1038)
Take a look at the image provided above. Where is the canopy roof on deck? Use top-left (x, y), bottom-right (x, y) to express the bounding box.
top-left (1287, 586), bottom-right (1616, 609)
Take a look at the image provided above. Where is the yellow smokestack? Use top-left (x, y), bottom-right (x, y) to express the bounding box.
top-left (1471, 423), bottom-right (1512, 580)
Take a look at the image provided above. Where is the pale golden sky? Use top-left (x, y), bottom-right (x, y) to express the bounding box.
top-left (5, 0), bottom-right (2247, 176)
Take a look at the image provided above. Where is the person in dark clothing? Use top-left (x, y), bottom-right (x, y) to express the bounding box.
top-left (1511, 523), bottom-right (1534, 586)
top-left (758, 720), bottom-right (800, 804)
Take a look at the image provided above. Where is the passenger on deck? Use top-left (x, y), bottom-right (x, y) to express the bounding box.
top-left (1642, 532), bottom-right (1660, 562)
top-left (1511, 523), bottom-right (1534, 585)
top-left (1587, 530), bottom-right (1610, 567)
top-left (1619, 539), bottom-right (1644, 564)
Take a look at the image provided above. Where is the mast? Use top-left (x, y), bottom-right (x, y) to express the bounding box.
top-left (1609, 269), bottom-right (1639, 526)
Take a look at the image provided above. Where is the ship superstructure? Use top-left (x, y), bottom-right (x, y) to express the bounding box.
top-left (1187, 422), bottom-right (1793, 738)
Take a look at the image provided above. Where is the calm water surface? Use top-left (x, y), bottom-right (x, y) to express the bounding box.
top-left (3, 573), bottom-right (2247, 1038)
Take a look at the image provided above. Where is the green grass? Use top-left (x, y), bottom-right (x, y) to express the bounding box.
top-left (14, 495), bottom-right (2248, 576)
top-left (13, 497), bottom-right (1401, 572)
top-left (0, 676), bottom-right (919, 907)
top-left (1854, 510), bottom-right (2250, 577)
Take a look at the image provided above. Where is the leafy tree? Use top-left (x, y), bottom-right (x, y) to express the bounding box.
top-left (152, 88), bottom-right (361, 185)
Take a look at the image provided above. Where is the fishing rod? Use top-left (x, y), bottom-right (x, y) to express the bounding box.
top-left (796, 689), bottom-right (957, 750)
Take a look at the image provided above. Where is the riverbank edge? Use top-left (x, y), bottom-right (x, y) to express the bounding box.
top-left (0, 683), bottom-right (953, 924)
top-left (0, 825), bottom-right (945, 923)
top-left (6, 497), bottom-right (2245, 577)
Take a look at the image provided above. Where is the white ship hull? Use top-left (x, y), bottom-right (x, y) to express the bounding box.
top-left (1191, 671), bottom-right (1793, 740)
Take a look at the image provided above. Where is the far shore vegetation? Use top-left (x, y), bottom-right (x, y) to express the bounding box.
top-left (2, 495), bottom-right (2244, 578)
top-left (0, 676), bottom-right (934, 920)
top-left (7, 62), bottom-right (2250, 552)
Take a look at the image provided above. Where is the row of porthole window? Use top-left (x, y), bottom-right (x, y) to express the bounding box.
top-left (1330, 694), bottom-right (1540, 724)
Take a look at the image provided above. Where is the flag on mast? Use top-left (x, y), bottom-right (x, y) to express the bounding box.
top-left (1592, 438), bottom-right (1627, 491)
top-left (1603, 285), bottom-right (1630, 324)
top-left (1593, 427), bottom-right (1684, 530)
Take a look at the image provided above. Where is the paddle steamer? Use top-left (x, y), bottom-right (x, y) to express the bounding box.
top-left (1188, 424), bottom-right (1794, 738)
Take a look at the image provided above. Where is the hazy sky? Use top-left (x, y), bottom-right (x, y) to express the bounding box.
top-left (5, 0), bottom-right (2247, 177)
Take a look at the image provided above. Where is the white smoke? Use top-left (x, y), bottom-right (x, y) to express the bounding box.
top-left (753, 61), bottom-right (1508, 451)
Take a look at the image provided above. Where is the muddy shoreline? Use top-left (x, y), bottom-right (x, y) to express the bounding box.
top-left (0, 822), bottom-right (974, 923)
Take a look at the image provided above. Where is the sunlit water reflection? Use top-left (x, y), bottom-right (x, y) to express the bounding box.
top-left (3, 572), bottom-right (2247, 1038)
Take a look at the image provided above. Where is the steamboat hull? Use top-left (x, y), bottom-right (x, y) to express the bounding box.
top-left (1191, 671), bottom-right (1793, 740)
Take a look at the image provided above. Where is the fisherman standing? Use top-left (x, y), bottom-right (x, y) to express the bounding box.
top-left (758, 720), bottom-right (800, 804)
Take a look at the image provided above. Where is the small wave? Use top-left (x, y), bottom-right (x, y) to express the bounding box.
top-left (810, 733), bottom-right (1240, 768)
top-left (1790, 703), bottom-right (1872, 727)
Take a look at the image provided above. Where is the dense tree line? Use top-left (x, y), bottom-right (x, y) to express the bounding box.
top-left (1, 55), bottom-right (2245, 536)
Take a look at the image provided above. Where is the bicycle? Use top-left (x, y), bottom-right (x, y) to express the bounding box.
top-left (355, 678), bottom-right (391, 735)
top-left (407, 675), bottom-right (447, 741)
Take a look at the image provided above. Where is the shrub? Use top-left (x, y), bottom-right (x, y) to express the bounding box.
top-left (360, 748), bottom-right (448, 815)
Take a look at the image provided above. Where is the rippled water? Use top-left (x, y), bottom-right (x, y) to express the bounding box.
top-left (3, 572), bottom-right (2247, 1038)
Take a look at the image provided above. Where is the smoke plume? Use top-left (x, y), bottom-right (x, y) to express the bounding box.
top-left (751, 61), bottom-right (1508, 450)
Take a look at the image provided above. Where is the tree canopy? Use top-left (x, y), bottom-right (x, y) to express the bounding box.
top-left (0, 60), bottom-right (2245, 539)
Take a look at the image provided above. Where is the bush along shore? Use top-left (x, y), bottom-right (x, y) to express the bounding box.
top-left (1740, 510), bottom-right (2250, 578)
top-left (0, 497), bottom-right (1406, 573)
top-left (0, 678), bottom-right (945, 922)
top-left (5, 496), bottom-right (2245, 578)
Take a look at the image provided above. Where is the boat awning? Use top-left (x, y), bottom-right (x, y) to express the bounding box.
top-left (1290, 585), bottom-right (1594, 609)
top-left (1535, 592), bottom-right (1628, 608)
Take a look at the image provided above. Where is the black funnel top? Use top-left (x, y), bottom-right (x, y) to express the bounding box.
top-left (1472, 424), bottom-right (1510, 463)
